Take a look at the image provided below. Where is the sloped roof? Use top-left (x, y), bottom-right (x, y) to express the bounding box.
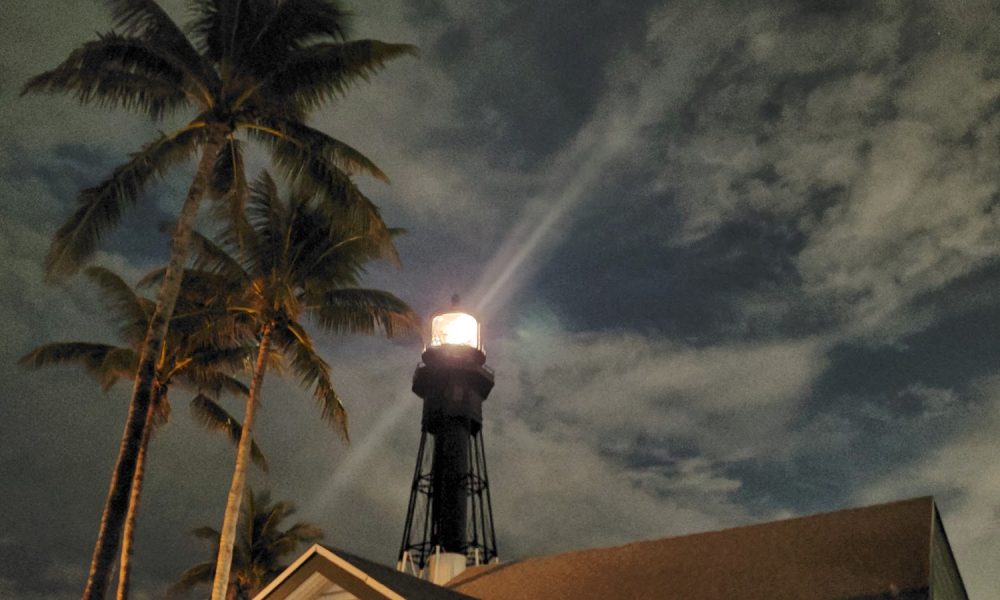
top-left (330, 547), bottom-right (475, 600)
top-left (253, 544), bottom-right (474, 600)
top-left (448, 497), bottom-right (936, 600)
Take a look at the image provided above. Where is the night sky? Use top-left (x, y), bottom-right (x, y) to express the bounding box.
top-left (3, 1), bottom-right (1000, 598)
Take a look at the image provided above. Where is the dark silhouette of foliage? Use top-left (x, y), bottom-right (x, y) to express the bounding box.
top-left (23, 2), bottom-right (414, 597)
top-left (170, 488), bottom-right (324, 600)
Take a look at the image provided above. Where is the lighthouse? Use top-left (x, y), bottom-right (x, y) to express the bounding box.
top-left (398, 299), bottom-right (498, 584)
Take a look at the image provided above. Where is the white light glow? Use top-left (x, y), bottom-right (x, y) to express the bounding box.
top-left (430, 312), bottom-right (480, 349)
top-left (469, 86), bottom-right (637, 324)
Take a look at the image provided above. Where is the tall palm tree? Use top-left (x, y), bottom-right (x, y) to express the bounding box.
top-left (170, 488), bottom-right (324, 600)
top-left (180, 171), bottom-right (418, 598)
top-left (19, 266), bottom-right (266, 600)
top-left (23, 3), bottom-right (414, 597)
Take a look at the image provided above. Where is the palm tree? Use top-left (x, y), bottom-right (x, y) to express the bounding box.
top-left (170, 488), bottom-right (324, 599)
top-left (19, 266), bottom-right (267, 600)
top-left (23, 3), bottom-right (414, 597)
top-left (179, 171), bottom-right (417, 598)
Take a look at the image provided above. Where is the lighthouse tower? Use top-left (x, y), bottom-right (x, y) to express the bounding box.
top-left (398, 300), bottom-right (498, 584)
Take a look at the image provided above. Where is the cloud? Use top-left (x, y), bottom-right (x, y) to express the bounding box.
top-left (484, 415), bottom-right (743, 557)
top-left (490, 323), bottom-right (829, 465)
top-left (858, 376), bottom-right (1000, 599)
top-left (589, 1), bottom-right (1000, 343)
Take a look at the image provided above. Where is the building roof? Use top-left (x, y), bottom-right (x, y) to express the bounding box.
top-left (253, 544), bottom-right (474, 600)
top-left (331, 547), bottom-right (475, 600)
top-left (448, 497), bottom-right (939, 600)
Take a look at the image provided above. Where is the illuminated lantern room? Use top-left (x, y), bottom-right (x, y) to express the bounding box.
top-left (422, 297), bottom-right (487, 368)
top-left (430, 312), bottom-right (481, 351)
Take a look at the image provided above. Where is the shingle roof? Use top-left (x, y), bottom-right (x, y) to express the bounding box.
top-left (253, 544), bottom-right (475, 600)
top-left (326, 547), bottom-right (475, 600)
top-left (448, 497), bottom-right (936, 600)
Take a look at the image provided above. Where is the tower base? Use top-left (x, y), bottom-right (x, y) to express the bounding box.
top-left (398, 426), bottom-right (498, 573)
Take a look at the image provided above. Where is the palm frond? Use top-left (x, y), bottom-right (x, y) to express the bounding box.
top-left (190, 394), bottom-right (269, 471)
top-left (312, 288), bottom-right (418, 338)
top-left (103, 0), bottom-right (215, 95)
top-left (255, 132), bottom-right (397, 264)
top-left (260, 501), bottom-right (294, 539)
top-left (83, 266), bottom-right (154, 343)
top-left (184, 0), bottom-right (224, 60)
top-left (274, 321), bottom-right (348, 439)
top-left (171, 313), bottom-right (248, 354)
top-left (188, 346), bottom-right (254, 378)
top-left (186, 0), bottom-right (269, 63)
top-left (18, 342), bottom-right (118, 374)
top-left (105, 0), bottom-right (187, 39)
top-left (318, 385), bottom-right (348, 442)
top-left (267, 522), bottom-right (323, 557)
top-left (208, 137), bottom-right (252, 246)
top-left (237, 0), bottom-right (349, 75)
top-left (139, 263), bottom-right (232, 300)
top-left (180, 369), bottom-right (250, 399)
top-left (17, 341), bottom-right (138, 391)
top-left (145, 267), bottom-right (246, 335)
top-left (167, 561), bottom-right (214, 597)
top-left (296, 223), bottom-right (403, 286)
top-left (243, 171), bottom-right (289, 276)
top-left (288, 216), bottom-right (367, 287)
top-left (216, 372), bottom-right (251, 398)
top-left (166, 269), bottom-right (252, 348)
top-left (99, 347), bottom-right (140, 391)
top-left (191, 525), bottom-right (221, 542)
top-left (282, 522), bottom-right (324, 543)
top-left (44, 125), bottom-right (205, 278)
top-left (268, 40), bottom-right (418, 110)
top-left (245, 118), bottom-right (387, 182)
top-left (186, 230), bottom-right (251, 284)
top-left (21, 33), bottom-right (190, 119)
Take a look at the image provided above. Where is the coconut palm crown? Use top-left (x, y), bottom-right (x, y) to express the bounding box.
top-left (25, 0), bottom-right (415, 277)
top-left (162, 171), bottom-right (419, 439)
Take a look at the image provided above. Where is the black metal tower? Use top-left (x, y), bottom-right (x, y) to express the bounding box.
top-left (398, 308), bottom-right (498, 574)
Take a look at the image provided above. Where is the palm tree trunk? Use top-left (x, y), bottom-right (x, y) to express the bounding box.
top-left (211, 323), bottom-right (273, 600)
top-left (115, 385), bottom-right (160, 600)
top-left (82, 139), bottom-right (222, 600)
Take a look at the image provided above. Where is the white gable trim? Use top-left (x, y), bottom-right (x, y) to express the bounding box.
top-left (253, 544), bottom-right (406, 600)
